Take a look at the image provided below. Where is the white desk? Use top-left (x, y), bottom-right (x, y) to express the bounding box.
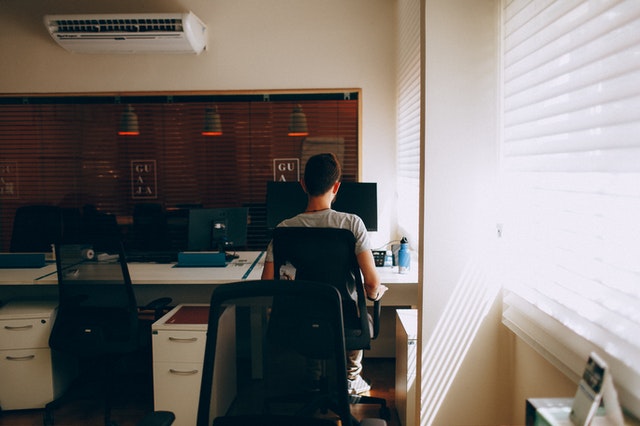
top-left (526, 398), bottom-right (640, 426)
top-left (1, 250), bottom-right (418, 307)
top-left (375, 262), bottom-right (419, 307)
top-left (33, 251), bottom-right (264, 286)
top-left (0, 264), bottom-right (59, 303)
top-left (0, 252), bottom-right (264, 305)
top-left (0, 264), bottom-right (57, 285)
top-left (0, 250), bottom-right (418, 359)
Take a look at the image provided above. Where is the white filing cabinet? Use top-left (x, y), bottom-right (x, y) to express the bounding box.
top-left (152, 304), bottom-right (236, 426)
top-left (0, 300), bottom-right (74, 411)
top-left (396, 309), bottom-right (417, 426)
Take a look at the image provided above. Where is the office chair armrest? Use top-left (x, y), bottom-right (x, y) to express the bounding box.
top-left (142, 297), bottom-right (173, 319)
top-left (137, 410), bottom-right (175, 426)
top-left (372, 299), bottom-right (381, 340)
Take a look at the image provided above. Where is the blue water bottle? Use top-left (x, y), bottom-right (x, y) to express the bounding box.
top-left (398, 236), bottom-right (410, 274)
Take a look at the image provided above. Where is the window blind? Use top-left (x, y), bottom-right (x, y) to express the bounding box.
top-left (396, 0), bottom-right (421, 243)
top-left (500, 0), bottom-right (640, 417)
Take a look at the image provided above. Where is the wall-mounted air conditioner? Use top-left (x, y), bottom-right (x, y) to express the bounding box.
top-left (43, 12), bottom-right (207, 54)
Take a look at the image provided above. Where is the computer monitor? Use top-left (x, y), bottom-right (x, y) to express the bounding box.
top-left (266, 181), bottom-right (378, 231)
top-left (187, 207), bottom-right (249, 251)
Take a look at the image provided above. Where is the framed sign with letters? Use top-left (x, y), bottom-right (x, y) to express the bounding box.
top-left (131, 160), bottom-right (157, 199)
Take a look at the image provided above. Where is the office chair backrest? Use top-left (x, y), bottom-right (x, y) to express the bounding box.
top-left (10, 205), bottom-right (63, 252)
top-left (131, 203), bottom-right (169, 250)
top-left (199, 280), bottom-right (354, 426)
top-left (60, 207), bottom-right (83, 244)
top-left (81, 205), bottom-right (122, 252)
top-left (49, 243), bottom-right (139, 356)
top-left (271, 227), bottom-right (372, 350)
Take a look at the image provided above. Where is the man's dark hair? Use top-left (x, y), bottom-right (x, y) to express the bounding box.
top-left (303, 153), bottom-right (342, 196)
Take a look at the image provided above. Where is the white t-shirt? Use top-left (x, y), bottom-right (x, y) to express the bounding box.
top-left (264, 209), bottom-right (371, 262)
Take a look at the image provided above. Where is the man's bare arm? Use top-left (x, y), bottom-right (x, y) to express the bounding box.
top-left (357, 250), bottom-right (388, 301)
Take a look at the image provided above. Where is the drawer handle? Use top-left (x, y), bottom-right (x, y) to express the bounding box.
top-left (4, 324), bottom-right (34, 331)
top-left (6, 354), bottom-right (36, 361)
top-left (169, 368), bottom-right (199, 376)
top-left (168, 337), bottom-right (198, 343)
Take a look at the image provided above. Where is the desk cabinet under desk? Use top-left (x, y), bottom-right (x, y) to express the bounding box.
top-left (152, 303), bottom-right (236, 426)
top-left (0, 300), bottom-right (74, 411)
top-left (396, 309), bottom-right (417, 426)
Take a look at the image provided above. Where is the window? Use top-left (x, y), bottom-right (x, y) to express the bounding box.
top-left (396, 0), bottom-right (421, 244)
top-left (500, 0), bottom-right (640, 416)
top-left (0, 92), bottom-right (360, 252)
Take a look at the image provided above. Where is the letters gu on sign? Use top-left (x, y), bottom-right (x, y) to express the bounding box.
top-left (273, 158), bottom-right (300, 182)
top-left (131, 160), bottom-right (158, 199)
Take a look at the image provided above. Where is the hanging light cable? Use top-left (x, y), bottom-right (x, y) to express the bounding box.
top-left (202, 105), bottom-right (223, 136)
top-left (288, 104), bottom-right (309, 137)
top-left (118, 104), bottom-right (140, 136)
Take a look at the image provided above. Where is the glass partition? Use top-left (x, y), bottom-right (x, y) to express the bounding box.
top-left (0, 91), bottom-right (360, 251)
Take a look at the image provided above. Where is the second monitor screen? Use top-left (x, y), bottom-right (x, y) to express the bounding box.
top-left (187, 207), bottom-right (249, 251)
top-left (266, 181), bottom-right (378, 231)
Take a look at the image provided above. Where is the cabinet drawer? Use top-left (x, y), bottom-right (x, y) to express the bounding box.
top-left (0, 348), bottom-right (54, 410)
top-left (152, 330), bottom-right (206, 363)
top-left (153, 361), bottom-right (202, 426)
top-left (0, 317), bottom-right (52, 350)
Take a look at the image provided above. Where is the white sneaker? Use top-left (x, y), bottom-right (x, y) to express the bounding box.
top-left (347, 375), bottom-right (371, 395)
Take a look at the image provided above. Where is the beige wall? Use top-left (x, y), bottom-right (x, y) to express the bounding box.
top-left (421, 0), bottom-right (504, 423)
top-left (1, 1), bottom-right (580, 424)
top-left (420, 1), bottom-right (578, 425)
top-left (510, 338), bottom-right (576, 424)
top-left (0, 0), bottom-right (398, 246)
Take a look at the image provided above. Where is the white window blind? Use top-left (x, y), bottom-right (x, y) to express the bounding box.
top-left (396, 0), bottom-right (421, 242)
top-left (500, 0), bottom-right (640, 417)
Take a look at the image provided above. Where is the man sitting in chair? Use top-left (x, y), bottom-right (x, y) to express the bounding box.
top-left (261, 152), bottom-right (388, 395)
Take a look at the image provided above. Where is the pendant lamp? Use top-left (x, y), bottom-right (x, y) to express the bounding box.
top-left (288, 104), bottom-right (309, 137)
top-left (118, 104), bottom-right (139, 136)
top-left (202, 106), bottom-right (223, 136)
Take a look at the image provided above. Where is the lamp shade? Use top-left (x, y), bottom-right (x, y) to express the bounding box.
top-left (288, 104), bottom-right (309, 137)
top-left (202, 106), bottom-right (222, 136)
top-left (118, 104), bottom-right (139, 136)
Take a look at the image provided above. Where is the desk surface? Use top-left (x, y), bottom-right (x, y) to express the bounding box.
top-left (33, 251), bottom-right (265, 286)
top-left (0, 264), bottom-right (57, 285)
top-left (527, 398), bottom-right (639, 426)
top-left (0, 251), bottom-right (419, 307)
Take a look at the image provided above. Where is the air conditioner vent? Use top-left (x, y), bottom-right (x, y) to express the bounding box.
top-left (44, 12), bottom-right (207, 54)
top-left (50, 18), bottom-right (186, 34)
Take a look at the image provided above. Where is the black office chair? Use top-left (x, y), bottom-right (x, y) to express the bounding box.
top-left (130, 203), bottom-right (170, 251)
top-left (81, 205), bottom-right (123, 252)
top-left (196, 279), bottom-right (386, 426)
top-left (271, 227), bottom-right (388, 419)
top-left (10, 205), bottom-right (63, 252)
top-left (60, 207), bottom-right (83, 244)
top-left (45, 242), bottom-right (172, 426)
